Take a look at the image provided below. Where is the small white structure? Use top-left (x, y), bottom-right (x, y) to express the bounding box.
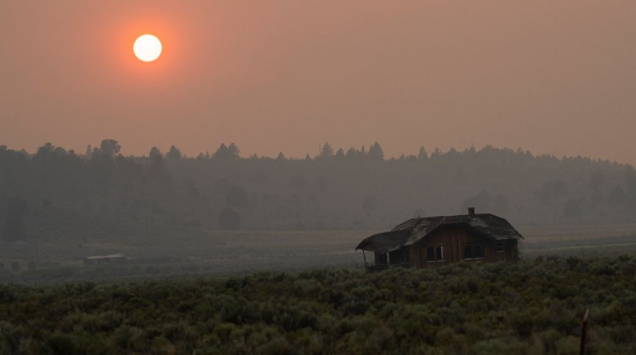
top-left (83, 253), bottom-right (127, 265)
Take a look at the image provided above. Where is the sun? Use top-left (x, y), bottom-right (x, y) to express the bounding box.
top-left (134, 34), bottom-right (162, 62)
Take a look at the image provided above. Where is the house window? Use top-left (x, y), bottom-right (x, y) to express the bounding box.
top-left (378, 253), bottom-right (388, 265)
top-left (427, 246), bottom-right (445, 263)
top-left (436, 246), bottom-right (445, 261)
top-left (495, 242), bottom-right (505, 252)
top-left (427, 247), bottom-right (435, 263)
top-left (464, 244), bottom-right (484, 260)
top-left (474, 244), bottom-right (484, 258)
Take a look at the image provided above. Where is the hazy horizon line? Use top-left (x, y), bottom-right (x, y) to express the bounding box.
top-left (3, 140), bottom-right (631, 167)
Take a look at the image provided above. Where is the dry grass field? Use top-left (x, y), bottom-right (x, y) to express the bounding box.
top-left (519, 224), bottom-right (636, 256)
top-left (1, 224), bottom-right (636, 283)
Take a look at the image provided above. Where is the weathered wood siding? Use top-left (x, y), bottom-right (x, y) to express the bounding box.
top-left (408, 225), bottom-right (518, 268)
top-left (374, 252), bottom-right (388, 266)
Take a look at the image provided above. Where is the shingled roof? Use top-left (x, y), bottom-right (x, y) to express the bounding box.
top-left (356, 213), bottom-right (522, 253)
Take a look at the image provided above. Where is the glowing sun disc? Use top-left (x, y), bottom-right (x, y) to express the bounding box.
top-left (134, 34), bottom-right (162, 62)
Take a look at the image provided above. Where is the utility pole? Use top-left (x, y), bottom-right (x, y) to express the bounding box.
top-left (362, 250), bottom-right (367, 270)
top-left (580, 308), bottom-right (589, 355)
top-left (34, 222), bottom-right (40, 268)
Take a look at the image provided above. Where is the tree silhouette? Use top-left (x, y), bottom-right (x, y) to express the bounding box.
top-left (588, 170), bottom-right (605, 189)
top-left (2, 197), bottom-right (27, 242)
top-left (318, 142), bottom-right (334, 160)
top-left (227, 185), bottom-right (249, 208)
top-left (1, 140), bottom-right (635, 231)
top-left (368, 142), bottom-right (384, 162)
top-left (563, 199), bottom-right (583, 218)
top-left (316, 176), bottom-right (329, 191)
top-left (166, 145), bottom-right (182, 160)
top-left (335, 149), bottom-right (345, 162)
top-left (289, 174), bottom-right (307, 188)
top-left (218, 208), bottom-right (241, 230)
top-left (99, 139), bottom-right (121, 157)
top-left (214, 143), bottom-right (240, 160)
top-left (147, 148), bottom-right (173, 185)
top-left (417, 146), bottom-right (428, 161)
top-left (149, 147), bottom-right (163, 159)
top-left (537, 179), bottom-right (568, 205)
top-left (607, 185), bottom-right (628, 207)
top-left (462, 190), bottom-right (491, 213)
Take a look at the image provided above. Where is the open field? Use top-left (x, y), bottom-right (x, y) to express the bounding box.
top-left (519, 224), bottom-right (636, 256)
top-left (1, 224), bottom-right (636, 283)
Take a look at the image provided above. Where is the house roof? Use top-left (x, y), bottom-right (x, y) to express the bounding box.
top-left (356, 213), bottom-right (522, 253)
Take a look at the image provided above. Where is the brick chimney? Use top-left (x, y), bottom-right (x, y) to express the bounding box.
top-left (468, 207), bottom-right (475, 217)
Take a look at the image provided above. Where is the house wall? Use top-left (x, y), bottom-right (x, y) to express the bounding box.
top-left (408, 225), bottom-right (518, 268)
top-left (388, 248), bottom-right (409, 265)
top-left (374, 252), bottom-right (388, 266)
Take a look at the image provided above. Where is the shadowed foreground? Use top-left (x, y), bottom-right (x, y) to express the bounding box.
top-left (1, 255), bottom-right (635, 354)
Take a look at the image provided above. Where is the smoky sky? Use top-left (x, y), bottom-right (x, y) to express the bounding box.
top-left (1, 1), bottom-right (635, 163)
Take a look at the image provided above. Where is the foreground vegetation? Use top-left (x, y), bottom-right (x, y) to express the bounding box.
top-left (1, 255), bottom-right (636, 354)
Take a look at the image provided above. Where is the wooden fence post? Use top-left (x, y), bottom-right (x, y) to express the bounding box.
top-left (362, 250), bottom-right (367, 270)
top-left (580, 308), bottom-right (589, 355)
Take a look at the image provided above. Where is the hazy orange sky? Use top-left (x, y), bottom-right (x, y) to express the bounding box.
top-left (1, 1), bottom-right (635, 163)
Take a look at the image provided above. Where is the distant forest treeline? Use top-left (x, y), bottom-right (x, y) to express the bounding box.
top-left (1, 140), bottom-right (636, 241)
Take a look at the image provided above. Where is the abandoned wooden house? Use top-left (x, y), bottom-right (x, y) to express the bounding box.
top-left (356, 208), bottom-right (522, 270)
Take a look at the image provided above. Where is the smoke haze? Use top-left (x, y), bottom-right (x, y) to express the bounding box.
top-left (1, 1), bottom-right (635, 163)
